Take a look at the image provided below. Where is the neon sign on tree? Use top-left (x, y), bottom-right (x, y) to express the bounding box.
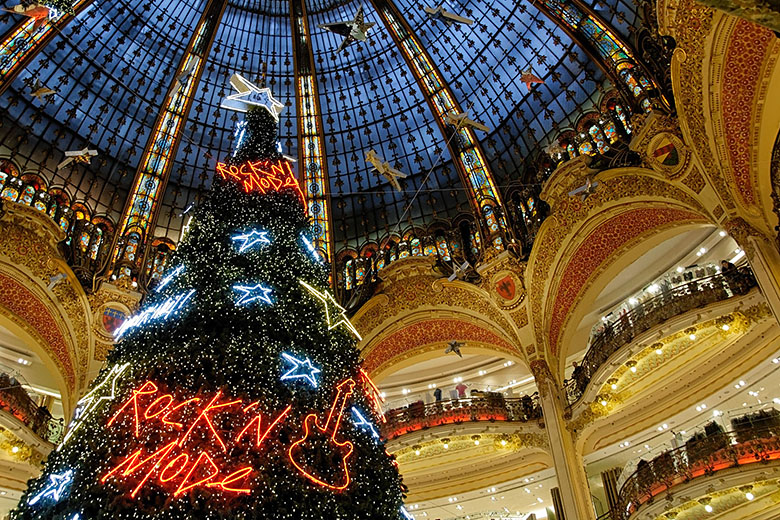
top-left (12, 76), bottom-right (407, 519)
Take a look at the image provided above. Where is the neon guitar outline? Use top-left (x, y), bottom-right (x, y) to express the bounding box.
top-left (288, 379), bottom-right (355, 490)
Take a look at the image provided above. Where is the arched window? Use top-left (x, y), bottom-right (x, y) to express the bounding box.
top-left (19, 185), bottom-right (35, 206)
top-left (423, 241), bottom-right (437, 257)
top-left (344, 259), bottom-right (354, 290)
top-left (355, 259), bottom-right (366, 285)
top-left (398, 242), bottom-right (410, 259)
top-left (122, 232), bottom-right (141, 262)
top-left (0, 160), bottom-right (19, 189)
top-left (72, 203), bottom-right (91, 221)
top-left (1, 177), bottom-right (22, 202)
top-left (410, 238), bottom-right (422, 256)
top-left (436, 235), bottom-right (451, 261)
top-left (613, 103), bottom-right (631, 133)
top-left (589, 125), bottom-right (609, 154)
top-left (566, 143), bottom-right (578, 158)
top-left (578, 141), bottom-right (595, 156)
top-left (90, 227), bottom-right (104, 260)
top-left (602, 119), bottom-right (618, 143)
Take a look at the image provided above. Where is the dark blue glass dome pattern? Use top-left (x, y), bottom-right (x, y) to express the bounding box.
top-left (0, 0), bottom-right (645, 252)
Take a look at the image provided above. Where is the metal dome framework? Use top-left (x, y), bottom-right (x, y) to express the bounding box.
top-left (0, 0), bottom-right (663, 292)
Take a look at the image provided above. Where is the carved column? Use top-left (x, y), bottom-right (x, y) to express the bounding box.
top-left (531, 360), bottom-right (596, 520)
top-left (725, 217), bottom-right (780, 325)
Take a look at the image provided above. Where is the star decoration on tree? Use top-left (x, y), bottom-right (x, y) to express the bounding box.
top-left (221, 73), bottom-right (285, 121)
top-left (28, 470), bottom-right (74, 505)
top-left (281, 353), bottom-right (321, 387)
top-left (351, 407), bottom-right (379, 439)
top-left (59, 363), bottom-right (131, 448)
top-left (233, 284), bottom-right (274, 305)
top-left (299, 280), bottom-right (362, 340)
top-left (231, 229), bottom-right (271, 253)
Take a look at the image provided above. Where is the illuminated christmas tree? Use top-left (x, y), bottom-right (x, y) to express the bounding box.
top-left (13, 76), bottom-right (407, 519)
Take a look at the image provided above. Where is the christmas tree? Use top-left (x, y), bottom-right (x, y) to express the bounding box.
top-left (12, 79), bottom-right (407, 519)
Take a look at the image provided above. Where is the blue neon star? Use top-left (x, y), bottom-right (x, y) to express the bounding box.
top-left (281, 353), bottom-right (321, 387)
top-left (233, 284), bottom-right (274, 305)
top-left (231, 229), bottom-right (271, 253)
top-left (28, 470), bottom-right (73, 506)
top-left (351, 407), bottom-right (380, 439)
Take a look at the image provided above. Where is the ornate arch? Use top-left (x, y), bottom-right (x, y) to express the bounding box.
top-left (526, 163), bottom-right (712, 377)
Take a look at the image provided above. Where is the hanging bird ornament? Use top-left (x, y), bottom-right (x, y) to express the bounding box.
top-left (30, 78), bottom-right (56, 102)
top-left (444, 340), bottom-right (464, 358)
top-left (365, 149), bottom-right (407, 192)
top-left (520, 68), bottom-right (545, 90)
top-left (318, 5), bottom-right (375, 54)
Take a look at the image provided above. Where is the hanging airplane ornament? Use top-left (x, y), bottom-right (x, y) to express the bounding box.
top-left (365, 149), bottom-right (407, 192)
top-left (176, 59), bottom-right (197, 89)
top-left (445, 111), bottom-right (490, 133)
top-left (57, 148), bottom-right (97, 170)
top-left (520, 68), bottom-right (545, 90)
top-left (423, 5), bottom-right (474, 26)
top-left (568, 177), bottom-right (600, 201)
top-left (2, 3), bottom-right (52, 30)
top-left (30, 78), bottom-right (56, 102)
top-left (318, 5), bottom-right (375, 54)
top-left (221, 73), bottom-right (285, 121)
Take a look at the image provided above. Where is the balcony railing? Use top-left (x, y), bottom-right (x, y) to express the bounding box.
top-left (0, 373), bottom-right (63, 444)
top-left (380, 395), bottom-right (543, 440)
top-left (613, 411), bottom-right (780, 520)
top-left (564, 266), bottom-right (757, 406)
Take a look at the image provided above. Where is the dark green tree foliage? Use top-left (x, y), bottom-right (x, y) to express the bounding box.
top-left (12, 107), bottom-right (406, 519)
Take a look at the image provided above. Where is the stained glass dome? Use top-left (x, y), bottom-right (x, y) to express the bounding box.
top-left (0, 0), bottom-right (661, 289)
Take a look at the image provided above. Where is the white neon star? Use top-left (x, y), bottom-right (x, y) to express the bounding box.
top-left (28, 470), bottom-right (73, 505)
top-left (351, 407), bottom-right (379, 439)
top-left (232, 229), bottom-right (271, 253)
top-left (233, 284), bottom-right (274, 306)
top-left (299, 280), bottom-right (362, 340)
top-left (281, 353), bottom-right (321, 387)
top-left (220, 73), bottom-right (285, 121)
top-left (59, 363), bottom-right (130, 449)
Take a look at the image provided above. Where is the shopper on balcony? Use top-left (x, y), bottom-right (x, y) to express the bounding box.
top-left (433, 387), bottom-right (442, 402)
top-left (456, 381), bottom-right (468, 399)
top-left (721, 260), bottom-right (739, 294)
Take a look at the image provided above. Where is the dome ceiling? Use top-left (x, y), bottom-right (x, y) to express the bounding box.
top-left (0, 0), bottom-right (644, 253)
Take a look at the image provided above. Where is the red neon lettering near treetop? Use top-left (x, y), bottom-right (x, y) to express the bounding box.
top-left (215, 159), bottom-right (304, 203)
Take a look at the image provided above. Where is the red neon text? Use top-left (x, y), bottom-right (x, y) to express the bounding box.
top-left (103, 382), bottom-right (291, 499)
top-left (216, 159), bottom-right (304, 203)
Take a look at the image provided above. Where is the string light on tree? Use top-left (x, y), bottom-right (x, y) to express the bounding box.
top-left (114, 289), bottom-right (196, 339)
top-left (155, 265), bottom-right (184, 293)
top-left (280, 353), bottom-right (322, 387)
